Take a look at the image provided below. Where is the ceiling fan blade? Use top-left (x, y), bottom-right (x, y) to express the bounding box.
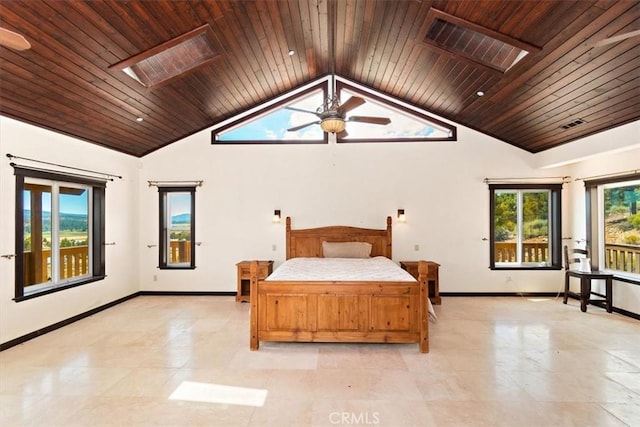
top-left (337, 129), bottom-right (349, 139)
top-left (287, 121), bottom-right (320, 132)
top-left (285, 106), bottom-right (320, 116)
top-left (347, 116), bottom-right (391, 125)
top-left (337, 96), bottom-right (365, 114)
top-left (0, 27), bottom-right (31, 51)
top-left (593, 29), bottom-right (640, 47)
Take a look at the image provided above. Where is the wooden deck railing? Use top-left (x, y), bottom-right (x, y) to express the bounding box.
top-left (494, 242), bottom-right (549, 263)
top-left (24, 246), bottom-right (89, 285)
top-left (169, 240), bottom-right (191, 263)
top-left (495, 242), bottom-right (640, 274)
top-left (605, 243), bottom-right (640, 274)
top-left (24, 241), bottom-right (191, 285)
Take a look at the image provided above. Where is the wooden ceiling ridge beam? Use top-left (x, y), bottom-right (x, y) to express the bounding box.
top-left (332, 0), bottom-right (346, 75)
top-left (339, 0), bottom-right (366, 79)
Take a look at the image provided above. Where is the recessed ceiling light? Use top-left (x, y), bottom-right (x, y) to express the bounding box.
top-left (136, 117), bottom-right (144, 122)
top-left (476, 91), bottom-right (485, 97)
top-left (288, 49), bottom-right (295, 56)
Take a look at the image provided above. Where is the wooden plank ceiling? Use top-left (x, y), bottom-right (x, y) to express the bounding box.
top-left (0, 0), bottom-right (638, 157)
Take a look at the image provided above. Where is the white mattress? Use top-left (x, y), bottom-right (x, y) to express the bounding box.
top-left (266, 256), bottom-right (416, 282)
top-left (266, 256), bottom-right (437, 321)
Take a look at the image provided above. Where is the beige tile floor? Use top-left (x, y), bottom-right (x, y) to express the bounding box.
top-left (1, 295), bottom-right (639, 426)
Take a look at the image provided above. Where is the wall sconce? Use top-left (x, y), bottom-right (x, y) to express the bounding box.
top-left (397, 209), bottom-right (406, 223)
top-left (272, 209), bottom-right (281, 223)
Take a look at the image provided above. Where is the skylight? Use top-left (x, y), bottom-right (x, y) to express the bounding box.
top-left (111, 24), bottom-right (224, 88)
top-left (418, 8), bottom-right (540, 74)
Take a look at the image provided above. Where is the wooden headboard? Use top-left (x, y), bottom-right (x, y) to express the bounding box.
top-left (285, 217), bottom-right (392, 260)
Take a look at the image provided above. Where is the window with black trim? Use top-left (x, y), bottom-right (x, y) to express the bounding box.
top-left (585, 174), bottom-right (639, 281)
top-left (212, 84), bottom-right (328, 144)
top-left (335, 82), bottom-right (456, 143)
top-left (489, 184), bottom-right (562, 269)
top-left (159, 187), bottom-right (195, 269)
top-left (14, 167), bottom-right (106, 300)
top-left (211, 79), bottom-right (456, 144)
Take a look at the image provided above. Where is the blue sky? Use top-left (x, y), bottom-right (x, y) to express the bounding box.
top-left (168, 192), bottom-right (191, 216)
top-left (24, 189), bottom-right (88, 215)
top-left (24, 189), bottom-right (191, 219)
top-left (218, 86), bottom-right (452, 141)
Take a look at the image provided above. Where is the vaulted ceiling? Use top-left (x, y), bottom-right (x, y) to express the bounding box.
top-left (0, 0), bottom-right (638, 157)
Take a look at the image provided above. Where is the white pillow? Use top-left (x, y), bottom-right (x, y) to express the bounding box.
top-left (322, 241), bottom-right (372, 258)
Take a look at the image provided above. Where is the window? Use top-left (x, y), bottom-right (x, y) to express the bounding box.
top-left (585, 174), bottom-right (640, 280)
top-left (212, 84), bottom-right (328, 144)
top-left (14, 167), bottom-right (106, 300)
top-left (335, 82), bottom-right (456, 143)
top-left (211, 79), bottom-right (456, 144)
top-left (159, 187), bottom-right (195, 269)
top-left (489, 184), bottom-right (562, 269)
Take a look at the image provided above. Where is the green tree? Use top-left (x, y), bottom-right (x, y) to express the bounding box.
top-left (494, 192), bottom-right (516, 241)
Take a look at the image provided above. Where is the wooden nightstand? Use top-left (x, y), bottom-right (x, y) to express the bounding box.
top-left (400, 261), bottom-right (441, 305)
top-left (236, 260), bottom-right (274, 302)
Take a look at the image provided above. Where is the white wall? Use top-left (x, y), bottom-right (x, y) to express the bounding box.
top-left (138, 122), bottom-right (572, 296)
top-left (2, 114), bottom-right (637, 345)
top-left (545, 123), bottom-right (639, 315)
top-left (0, 117), bottom-right (141, 344)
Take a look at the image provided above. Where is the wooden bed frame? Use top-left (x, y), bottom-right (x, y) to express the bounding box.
top-left (249, 216), bottom-right (430, 353)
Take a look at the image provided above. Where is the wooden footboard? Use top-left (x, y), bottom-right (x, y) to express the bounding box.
top-left (249, 260), bottom-right (429, 353)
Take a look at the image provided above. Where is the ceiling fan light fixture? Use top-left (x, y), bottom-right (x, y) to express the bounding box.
top-left (320, 117), bottom-right (346, 133)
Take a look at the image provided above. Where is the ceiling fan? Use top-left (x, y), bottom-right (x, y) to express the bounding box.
top-left (0, 27), bottom-right (31, 51)
top-left (285, 84), bottom-right (391, 136)
top-left (286, 0), bottom-right (390, 136)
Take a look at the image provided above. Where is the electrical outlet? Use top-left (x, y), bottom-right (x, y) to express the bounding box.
top-left (506, 275), bottom-right (512, 282)
top-left (272, 244), bottom-right (277, 251)
top-left (153, 275), bottom-right (157, 282)
top-left (414, 244), bottom-right (419, 251)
